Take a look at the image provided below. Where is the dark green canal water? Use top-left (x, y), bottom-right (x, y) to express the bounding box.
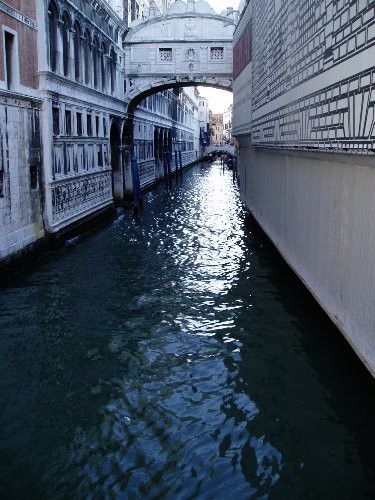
top-left (0, 162), bottom-right (374, 499)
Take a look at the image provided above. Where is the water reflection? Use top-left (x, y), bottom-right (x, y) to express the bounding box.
top-left (0, 162), bottom-right (374, 498)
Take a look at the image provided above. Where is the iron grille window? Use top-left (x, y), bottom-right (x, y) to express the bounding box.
top-left (210, 47), bottom-right (224, 61)
top-left (159, 48), bottom-right (172, 61)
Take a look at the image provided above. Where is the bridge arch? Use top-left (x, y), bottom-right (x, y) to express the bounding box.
top-left (126, 79), bottom-right (232, 115)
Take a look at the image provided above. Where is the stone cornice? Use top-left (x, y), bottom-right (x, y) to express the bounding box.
top-left (39, 70), bottom-right (129, 109)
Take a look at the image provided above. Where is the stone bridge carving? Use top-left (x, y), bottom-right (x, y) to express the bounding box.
top-left (123, 0), bottom-right (236, 112)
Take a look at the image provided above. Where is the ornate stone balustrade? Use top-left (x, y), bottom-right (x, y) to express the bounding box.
top-left (51, 170), bottom-right (112, 226)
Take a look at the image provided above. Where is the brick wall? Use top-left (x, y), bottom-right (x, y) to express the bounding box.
top-left (0, 0), bottom-right (38, 89)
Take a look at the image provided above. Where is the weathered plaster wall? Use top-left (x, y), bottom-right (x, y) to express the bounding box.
top-left (0, 97), bottom-right (45, 262)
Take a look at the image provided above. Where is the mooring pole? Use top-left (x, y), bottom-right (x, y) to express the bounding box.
top-left (163, 151), bottom-right (168, 180)
top-left (179, 151), bottom-right (183, 175)
top-left (131, 155), bottom-right (142, 210)
top-left (175, 151), bottom-right (178, 175)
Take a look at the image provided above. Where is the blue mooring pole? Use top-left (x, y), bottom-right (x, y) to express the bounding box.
top-left (131, 155), bottom-right (142, 208)
top-left (178, 151), bottom-right (183, 175)
top-left (174, 151), bottom-right (178, 175)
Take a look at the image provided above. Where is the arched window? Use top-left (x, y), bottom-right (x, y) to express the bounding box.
top-left (73, 22), bottom-right (81, 81)
top-left (101, 43), bottom-right (107, 92)
top-left (84, 30), bottom-right (91, 85)
top-left (92, 37), bottom-right (99, 88)
top-left (61, 12), bottom-right (70, 77)
top-left (110, 48), bottom-right (117, 94)
top-left (48, 2), bottom-right (58, 72)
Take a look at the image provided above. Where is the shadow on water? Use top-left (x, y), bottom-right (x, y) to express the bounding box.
top-left (230, 212), bottom-right (375, 498)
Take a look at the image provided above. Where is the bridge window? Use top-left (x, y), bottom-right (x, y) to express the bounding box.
top-left (210, 47), bottom-right (224, 61)
top-left (159, 48), bottom-right (172, 62)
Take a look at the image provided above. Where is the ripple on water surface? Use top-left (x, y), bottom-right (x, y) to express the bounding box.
top-left (0, 162), bottom-right (374, 498)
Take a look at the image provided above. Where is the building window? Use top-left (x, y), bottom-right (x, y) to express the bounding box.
top-left (4, 31), bottom-right (16, 90)
top-left (97, 146), bottom-right (103, 167)
top-left (77, 112), bottom-right (82, 136)
top-left (93, 37), bottom-right (99, 88)
top-left (103, 118), bottom-right (107, 137)
top-left (159, 48), bottom-right (172, 61)
top-left (48, 2), bottom-right (58, 72)
top-left (101, 43), bottom-right (106, 91)
top-left (52, 106), bottom-right (60, 135)
top-left (74, 22), bottom-right (81, 81)
top-left (65, 110), bottom-right (72, 135)
top-left (210, 47), bottom-right (224, 61)
top-left (84, 30), bottom-right (91, 85)
top-left (87, 114), bottom-right (92, 136)
top-left (95, 116), bottom-right (99, 136)
top-left (110, 48), bottom-right (116, 93)
top-left (62, 13), bottom-right (70, 77)
top-left (30, 164), bottom-right (38, 189)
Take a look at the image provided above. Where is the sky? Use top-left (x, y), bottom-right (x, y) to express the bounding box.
top-left (196, 0), bottom-right (239, 114)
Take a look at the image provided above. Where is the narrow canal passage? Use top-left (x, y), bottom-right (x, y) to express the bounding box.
top-left (0, 162), bottom-right (374, 498)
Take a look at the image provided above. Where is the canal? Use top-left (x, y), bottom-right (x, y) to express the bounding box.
top-left (0, 161), bottom-right (374, 498)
